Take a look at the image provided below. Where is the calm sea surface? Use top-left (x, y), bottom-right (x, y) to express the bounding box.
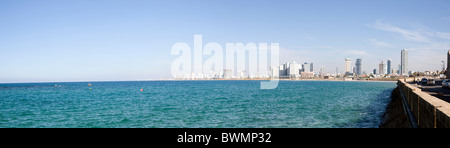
top-left (0, 80), bottom-right (396, 128)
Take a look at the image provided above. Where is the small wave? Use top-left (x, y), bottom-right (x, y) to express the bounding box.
top-left (19, 111), bottom-right (36, 116)
top-left (120, 118), bottom-right (131, 123)
top-left (215, 97), bottom-right (228, 100)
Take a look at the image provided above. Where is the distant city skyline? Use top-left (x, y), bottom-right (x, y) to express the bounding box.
top-left (1, 0), bottom-right (450, 83)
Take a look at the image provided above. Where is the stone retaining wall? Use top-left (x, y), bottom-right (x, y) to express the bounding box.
top-left (397, 80), bottom-right (450, 128)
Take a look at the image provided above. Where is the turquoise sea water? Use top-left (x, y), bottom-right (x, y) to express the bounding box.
top-left (0, 80), bottom-right (396, 128)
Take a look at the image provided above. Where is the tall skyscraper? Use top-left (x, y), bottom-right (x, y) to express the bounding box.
top-left (271, 66), bottom-right (280, 78)
top-left (279, 64), bottom-right (286, 77)
top-left (401, 49), bottom-right (408, 75)
top-left (387, 59), bottom-right (392, 74)
top-left (302, 62), bottom-right (311, 72)
top-left (355, 58), bottom-right (362, 75)
top-left (447, 50), bottom-right (450, 79)
top-left (310, 62), bottom-right (314, 73)
top-left (379, 61), bottom-right (387, 75)
top-left (345, 58), bottom-right (351, 73)
top-left (379, 61), bottom-right (383, 75)
top-left (287, 61), bottom-right (300, 77)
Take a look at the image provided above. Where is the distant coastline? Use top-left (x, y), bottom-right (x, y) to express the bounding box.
top-left (0, 78), bottom-right (400, 84)
top-left (171, 78), bottom-right (399, 82)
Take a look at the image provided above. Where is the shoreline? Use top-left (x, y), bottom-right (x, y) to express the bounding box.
top-left (0, 78), bottom-right (399, 84)
top-left (168, 78), bottom-right (398, 83)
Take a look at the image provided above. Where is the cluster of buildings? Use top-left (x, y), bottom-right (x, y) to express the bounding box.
top-left (344, 49), bottom-right (409, 78)
top-left (371, 49), bottom-right (409, 77)
top-left (175, 69), bottom-right (272, 80)
top-left (344, 58), bottom-right (363, 76)
top-left (270, 49), bottom-right (411, 79)
top-left (271, 61), bottom-right (316, 78)
top-left (176, 49), bottom-right (413, 80)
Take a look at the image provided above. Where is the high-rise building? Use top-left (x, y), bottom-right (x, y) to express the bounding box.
top-left (310, 62), bottom-right (314, 73)
top-left (401, 49), bottom-right (408, 75)
top-left (373, 68), bottom-right (377, 75)
top-left (287, 61), bottom-right (300, 77)
top-left (302, 62), bottom-right (311, 72)
top-left (447, 50), bottom-right (450, 79)
top-left (355, 58), bottom-right (362, 75)
top-left (271, 66), bottom-right (280, 78)
top-left (279, 64), bottom-right (286, 77)
top-left (345, 58), bottom-right (351, 73)
top-left (379, 62), bottom-right (383, 75)
top-left (379, 61), bottom-right (387, 75)
top-left (387, 59), bottom-right (392, 74)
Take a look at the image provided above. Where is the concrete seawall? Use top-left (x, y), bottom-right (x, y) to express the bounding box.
top-left (397, 79), bottom-right (450, 128)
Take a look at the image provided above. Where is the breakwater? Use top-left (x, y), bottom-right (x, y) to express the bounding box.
top-left (382, 79), bottom-right (450, 128)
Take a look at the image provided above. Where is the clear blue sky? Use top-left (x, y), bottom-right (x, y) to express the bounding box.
top-left (1, 0), bottom-right (450, 82)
